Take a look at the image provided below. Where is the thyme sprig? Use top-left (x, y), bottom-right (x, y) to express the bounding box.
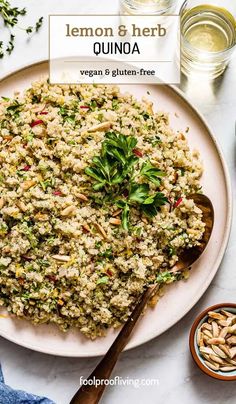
top-left (0, 0), bottom-right (43, 58)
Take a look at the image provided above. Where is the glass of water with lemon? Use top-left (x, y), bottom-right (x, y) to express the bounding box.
top-left (180, 0), bottom-right (236, 78)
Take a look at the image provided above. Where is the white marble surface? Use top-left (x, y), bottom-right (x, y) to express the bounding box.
top-left (0, 1), bottom-right (236, 403)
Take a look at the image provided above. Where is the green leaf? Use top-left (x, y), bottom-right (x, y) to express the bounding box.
top-left (98, 247), bottom-right (113, 259)
top-left (153, 192), bottom-right (168, 207)
top-left (140, 160), bottom-right (166, 186)
top-left (106, 147), bottom-right (126, 165)
top-left (88, 100), bottom-right (97, 111)
top-left (104, 132), bottom-right (137, 158)
top-left (58, 106), bottom-right (75, 124)
top-left (141, 192), bottom-right (168, 217)
top-left (115, 200), bottom-right (127, 209)
top-left (142, 113), bottom-right (150, 121)
top-left (156, 271), bottom-right (177, 284)
top-left (129, 183), bottom-right (150, 204)
top-left (97, 276), bottom-right (109, 285)
top-left (141, 203), bottom-right (158, 217)
top-left (121, 203), bottom-right (130, 231)
top-left (167, 246), bottom-right (176, 257)
top-left (85, 167), bottom-right (104, 182)
top-left (111, 171), bottom-right (126, 185)
top-left (92, 182), bottom-right (105, 191)
top-left (6, 100), bottom-right (23, 117)
top-left (142, 195), bottom-right (155, 205)
top-left (112, 98), bottom-right (119, 110)
top-left (37, 259), bottom-right (50, 267)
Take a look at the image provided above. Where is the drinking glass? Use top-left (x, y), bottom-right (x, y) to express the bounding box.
top-left (180, 0), bottom-right (236, 78)
top-left (120, 0), bottom-right (176, 16)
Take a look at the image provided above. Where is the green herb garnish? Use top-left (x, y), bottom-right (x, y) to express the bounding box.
top-left (58, 107), bottom-right (76, 124)
top-left (85, 131), bottom-right (167, 230)
top-left (6, 100), bottom-right (23, 118)
top-left (98, 247), bottom-right (113, 260)
top-left (112, 98), bottom-right (119, 110)
top-left (37, 259), bottom-right (50, 267)
top-left (140, 160), bottom-right (166, 186)
top-left (0, 1), bottom-right (43, 58)
top-left (97, 276), bottom-right (109, 285)
top-left (156, 271), bottom-right (178, 284)
top-left (149, 135), bottom-right (162, 146)
top-left (85, 132), bottom-right (138, 191)
top-left (40, 178), bottom-right (55, 191)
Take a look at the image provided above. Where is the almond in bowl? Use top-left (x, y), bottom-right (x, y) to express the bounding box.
top-left (189, 303), bottom-right (236, 380)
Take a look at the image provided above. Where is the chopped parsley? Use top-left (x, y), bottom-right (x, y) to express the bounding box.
top-left (97, 276), bottom-right (109, 285)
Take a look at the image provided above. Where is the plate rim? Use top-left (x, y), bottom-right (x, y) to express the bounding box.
top-left (0, 60), bottom-right (233, 357)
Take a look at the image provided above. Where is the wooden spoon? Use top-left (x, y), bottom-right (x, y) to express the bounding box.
top-left (70, 193), bottom-right (214, 404)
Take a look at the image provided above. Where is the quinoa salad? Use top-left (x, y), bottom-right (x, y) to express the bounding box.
top-left (0, 80), bottom-right (205, 339)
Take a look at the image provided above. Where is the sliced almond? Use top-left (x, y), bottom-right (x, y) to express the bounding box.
top-left (3, 135), bottom-right (13, 141)
top-left (82, 224), bottom-right (92, 234)
top-left (212, 345), bottom-right (227, 359)
top-left (199, 338), bottom-right (205, 347)
top-left (221, 310), bottom-right (235, 318)
top-left (229, 347), bottom-right (236, 359)
top-left (209, 354), bottom-right (224, 365)
top-left (207, 337), bottom-right (225, 345)
top-left (204, 360), bottom-right (219, 371)
top-left (21, 180), bottom-right (36, 190)
top-left (201, 322), bottom-right (212, 331)
top-left (17, 201), bottom-right (28, 212)
top-left (218, 319), bottom-right (232, 327)
top-left (197, 329), bottom-right (202, 346)
top-left (76, 193), bottom-right (88, 202)
top-left (219, 327), bottom-right (229, 339)
top-left (219, 344), bottom-right (231, 358)
top-left (203, 335), bottom-right (210, 344)
top-left (112, 209), bottom-right (122, 217)
top-left (225, 357), bottom-right (236, 365)
top-left (202, 329), bottom-right (213, 339)
top-left (200, 346), bottom-right (215, 355)
top-left (202, 353), bottom-right (210, 361)
top-left (34, 212), bottom-right (48, 221)
top-left (208, 318), bottom-right (214, 324)
top-left (228, 324), bottom-right (236, 334)
top-left (227, 336), bottom-right (236, 345)
top-left (61, 205), bottom-right (76, 216)
top-left (208, 311), bottom-right (226, 321)
top-left (109, 218), bottom-right (121, 225)
top-left (94, 222), bottom-right (107, 239)
top-left (88, 121), bottom-right (111, 133)
top-left (52, 255), bottom-right (70, 262)
top-left (0, 198), bottom-right (4, 209)
top-left (212, 321), bottom-right (219, 337)
top-left (146, 102), bottom-right (153, 115)
top-left (220, 366), bottom-right (236, 372)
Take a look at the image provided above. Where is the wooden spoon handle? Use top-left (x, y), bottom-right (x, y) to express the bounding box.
top-left (70, 284), bottom-right (159, 404)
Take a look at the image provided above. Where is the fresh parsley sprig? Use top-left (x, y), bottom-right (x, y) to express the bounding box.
top-left (85, 132), bottom-right (139, 191)
top-left (85, 131), bottom-right (167, 230)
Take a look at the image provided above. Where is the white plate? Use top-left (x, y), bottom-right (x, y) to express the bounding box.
top-left (0, 61), bottom-right (232, 357)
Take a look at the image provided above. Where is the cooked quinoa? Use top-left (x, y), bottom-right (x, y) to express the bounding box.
top-left (0, 80), bottom-right (205, 339)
